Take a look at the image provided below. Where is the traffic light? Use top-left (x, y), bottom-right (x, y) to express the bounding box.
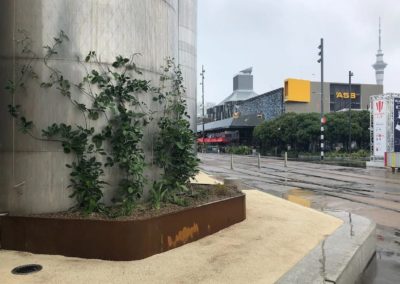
top-left (317, 38), bottom-right (323, 63)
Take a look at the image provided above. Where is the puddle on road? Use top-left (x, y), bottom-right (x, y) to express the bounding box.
top-left (284, 188), bottom-right (313, 208)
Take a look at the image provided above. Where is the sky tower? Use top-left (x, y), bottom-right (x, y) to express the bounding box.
top-left (372, 18), bottom-right (387, 85)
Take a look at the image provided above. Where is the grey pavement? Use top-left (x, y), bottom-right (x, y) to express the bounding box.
top-left (198, 153), bottom-right (400, 284)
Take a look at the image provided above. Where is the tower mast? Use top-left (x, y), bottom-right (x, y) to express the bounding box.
top-left (372, 17), bottom-right (387, 86)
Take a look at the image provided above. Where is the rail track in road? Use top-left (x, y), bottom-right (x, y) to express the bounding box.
top-left (199, 153), bottom-right (400, 219)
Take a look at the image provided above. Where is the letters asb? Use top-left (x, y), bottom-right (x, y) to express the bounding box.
top-left (336, 92), bottom-right (356, 99)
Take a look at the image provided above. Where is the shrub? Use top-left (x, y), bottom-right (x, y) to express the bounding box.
top-left (226, 145), bottom-right (252, 155)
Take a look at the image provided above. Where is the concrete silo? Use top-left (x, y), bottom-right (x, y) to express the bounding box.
top-left (0, 0), bottom-right (197, 214)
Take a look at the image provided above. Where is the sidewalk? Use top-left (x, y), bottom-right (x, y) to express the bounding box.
top-left (1, 188), bottom-right (344, 284)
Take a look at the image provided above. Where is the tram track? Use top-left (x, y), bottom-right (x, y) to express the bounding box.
top-left (199, 154), bottom-right (400, 214)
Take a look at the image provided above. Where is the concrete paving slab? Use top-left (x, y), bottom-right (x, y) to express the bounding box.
top-left (0, 190), bottom-right (342, 284)
top-left (277, 211), bottom-right (376, 284)
top-left (190, 171), bottom-right (222, 185)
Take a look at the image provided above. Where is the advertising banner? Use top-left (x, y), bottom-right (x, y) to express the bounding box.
top-left (394, 97), bottom-right (400, 152)
top-left (373, 98), bottom-right (387, 157)
top-left (329, 84), bottom-right (361, 112)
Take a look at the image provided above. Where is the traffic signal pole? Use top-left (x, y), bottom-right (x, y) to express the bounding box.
top-left (200, 66), bottom-right (205, 152)
top-left (318, 38), bottom-right (324, 160)
top-left (348, 71), bottom-right (354, 153)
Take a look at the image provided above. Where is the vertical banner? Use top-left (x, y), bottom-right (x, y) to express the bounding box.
top-left (373, 98), bottom-right (387, 157)
top-left (394, 97), bottom-right (400, 152)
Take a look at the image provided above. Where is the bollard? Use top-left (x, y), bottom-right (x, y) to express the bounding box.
top-left (230, 154), bottom-right (234, 170)
top-left (284, 152), bottom-right (287, 167)
top-left (257, 153), bottom-right (261, 169)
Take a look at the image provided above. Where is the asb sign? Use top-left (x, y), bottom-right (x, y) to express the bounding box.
top-left (394, 98), bottom-right (400, 152)
top-left (329, 84), bottom-right (361, 111)
top-left (335, 92), bottom-right (356, 99)
top-left (373, 98), bottom-right (387, 157)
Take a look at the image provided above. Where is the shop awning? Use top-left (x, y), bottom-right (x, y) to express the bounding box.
top-left (197, 137), bottom-right (228, 143)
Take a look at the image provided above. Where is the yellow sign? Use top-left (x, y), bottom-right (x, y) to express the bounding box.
top-left (336, 92), bottom-right (356, 99)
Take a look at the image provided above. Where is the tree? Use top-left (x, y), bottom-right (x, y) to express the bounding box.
top-left (254, 111), bottom-right (370, 155)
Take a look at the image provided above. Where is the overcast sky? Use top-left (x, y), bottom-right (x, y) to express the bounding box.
top-left (197, 0), bottom-right (400, 105)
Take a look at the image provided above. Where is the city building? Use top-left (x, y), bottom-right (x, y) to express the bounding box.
top-left (284, 78), bottom-right (383, 113)
top-left (198, 72), bottom-right (383, 146)
top-left (207, 67), bottom-right (259, 121)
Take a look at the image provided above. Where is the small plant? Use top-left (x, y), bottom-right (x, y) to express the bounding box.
top-left (149, 181), bottom-right (169, 210)
top-left (169, 194), bottom-right (189, 207)
top-left (215, 184), bottom-right (229, 196)
top-left (67, 156), bottom-right (106, 214)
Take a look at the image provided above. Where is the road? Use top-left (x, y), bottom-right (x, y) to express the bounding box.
top-left (198, 153), bottom-right (400, 284)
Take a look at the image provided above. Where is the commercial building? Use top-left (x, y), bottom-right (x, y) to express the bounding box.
top-left (284, 78), bottom-right (383, 113)
top-left (198, 71), bottom-right (383, 146)
top-left (200, 68), bottom-right (283, 146)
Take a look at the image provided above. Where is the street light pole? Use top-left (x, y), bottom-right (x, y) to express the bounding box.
top-left (318, 38), bottom-right (324, 160)
top-left (348, 71), bottom-right (354, 153)
top-left (200, 65), bottom-right (205, 152)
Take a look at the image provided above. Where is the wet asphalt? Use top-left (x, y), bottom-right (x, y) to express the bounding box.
top-left (198, 153), bottom-right (400, 284)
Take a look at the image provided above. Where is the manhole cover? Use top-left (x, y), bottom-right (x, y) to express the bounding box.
top-left (11, 264), bottom-right (42, 275)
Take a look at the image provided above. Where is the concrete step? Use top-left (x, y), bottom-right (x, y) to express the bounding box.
top-left (277, 211), bottom-right (376, 284)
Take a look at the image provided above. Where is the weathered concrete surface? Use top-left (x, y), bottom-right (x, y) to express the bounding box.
top-left (0, 0), bottom-right (197, 214)
top-left (0, 190), bottom-right (342, 284)
top-left (189, 170), bottom-right (222, 184)
top-left (277, 211), bottom-right (376, 284)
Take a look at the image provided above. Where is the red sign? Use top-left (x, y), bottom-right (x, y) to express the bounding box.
top-left (197, 137), bottom-right (228, 143)
top-left (376, 100), bottom-right (384, 113)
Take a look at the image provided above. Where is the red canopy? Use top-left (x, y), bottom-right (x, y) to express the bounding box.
top-left (197, 137), bottom-right (227, 143)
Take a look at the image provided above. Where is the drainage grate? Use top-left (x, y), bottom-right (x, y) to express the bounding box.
top-left (11, 264), bottom-right (42, 275)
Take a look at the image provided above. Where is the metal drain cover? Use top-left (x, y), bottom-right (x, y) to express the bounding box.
top-left (11, 264), bottom-right (42, 275)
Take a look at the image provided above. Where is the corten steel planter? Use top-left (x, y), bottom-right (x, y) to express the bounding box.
top-left (0, 194), bottom-right (245, 261)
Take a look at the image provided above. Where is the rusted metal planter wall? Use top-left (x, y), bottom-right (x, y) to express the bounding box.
top-left (0, 194), bottom-right (245, 261)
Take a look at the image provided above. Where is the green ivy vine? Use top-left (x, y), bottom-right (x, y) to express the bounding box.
top-left (151, 58), bottom-right (199, 208)
top-left (6, 31), bottom-right (198, 216)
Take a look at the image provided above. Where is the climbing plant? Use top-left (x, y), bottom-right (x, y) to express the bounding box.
top-left (6, 31), bottom-right (151, 215)
top-left (6, 31), bottom-right (198, 215)
top-left (151, 58), bottom-right (199, 207)
top-left (81, 51), bottom-right (151, 215)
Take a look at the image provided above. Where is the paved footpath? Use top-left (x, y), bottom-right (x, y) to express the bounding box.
top-left (0, 190), bottom-right (341, 284)
top-left (198, 153), bottom-right (400, 284)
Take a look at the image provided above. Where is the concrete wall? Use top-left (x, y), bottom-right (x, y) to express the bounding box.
top-left (233, 74), bottom-right (253, 91)
top-left (178, 0), bottom-right (197, 129)
top-left (360, 84), bottom-right (383, 109)
top-left (285, 82), bottom-right (330, 114)
top-left (0, 0), bottom-right (197, 214)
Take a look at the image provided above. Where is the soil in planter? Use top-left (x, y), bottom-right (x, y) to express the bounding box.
top-left (29, 184), bottom-right (242, 221)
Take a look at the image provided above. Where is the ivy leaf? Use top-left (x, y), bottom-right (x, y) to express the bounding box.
top-left (19, 117), bottom-right (33, 133)
top-left (8, 105), bottom-right (20, 118)
top-left (176, 142), bottom-right (184, 150)
top-left (92, 134), bottom-right (103, 149)
top-left (105, 157), bottom-right (114, 167)
top-left (88, 110), bottom-right (99, 120)
top-left (5, 80), bottom-right (16, 93)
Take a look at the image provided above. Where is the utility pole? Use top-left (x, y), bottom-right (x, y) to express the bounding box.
top-left (200, 65), bottom-right (205, 152)
top-left (318, 38), bottom-right (324, 160)
top-left (348, 71), bottom-right (354, 153)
